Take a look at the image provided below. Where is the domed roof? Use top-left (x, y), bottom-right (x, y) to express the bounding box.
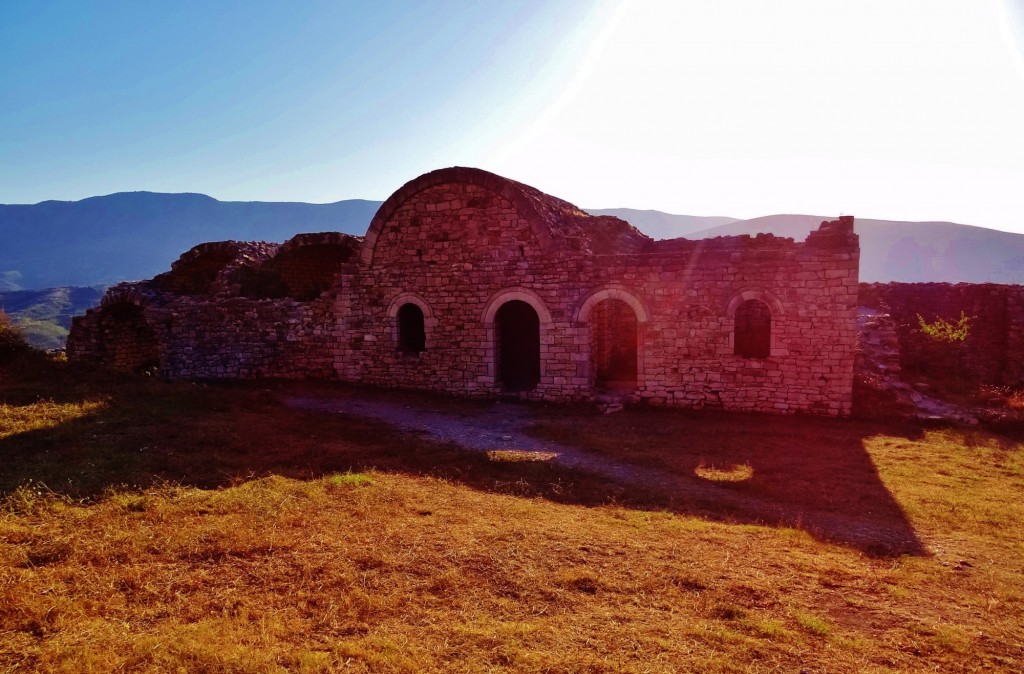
top-left (360, 167), bottom-right (649, 265)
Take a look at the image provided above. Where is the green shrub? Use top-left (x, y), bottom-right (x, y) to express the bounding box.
top-left (912, 311), bottom-right (976, 393)
top-left (916, 311), bottom-right (972, 343)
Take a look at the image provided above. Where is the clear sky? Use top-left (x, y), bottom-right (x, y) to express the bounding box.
top-left (2, 0), bottom-right (1024, 232)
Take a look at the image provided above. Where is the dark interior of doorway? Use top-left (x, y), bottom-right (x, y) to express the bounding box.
top-left (592, 299), bottom-right (637, 389)
top-left (496, 300), bottom-right (540, 392)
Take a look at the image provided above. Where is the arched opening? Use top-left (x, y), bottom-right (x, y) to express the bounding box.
top-left (734, 299), bottom-right (771, 358)
top-left (495, 300), bottom-right (540, 392)
top-left (97, 303), bottom-right (159, 373)
top-left (397, 303), bottom-right (426, 354)
top-left (590, 298), bottom-right (638, 389)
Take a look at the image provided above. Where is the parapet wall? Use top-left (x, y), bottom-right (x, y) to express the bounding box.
top-left (859, 282), bottom-right (1024, 387)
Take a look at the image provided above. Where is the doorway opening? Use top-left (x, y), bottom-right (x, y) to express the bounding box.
top-left (590, 298), bottom-right (638, 389)
top-left (495, 300), bottom-right (540, 392)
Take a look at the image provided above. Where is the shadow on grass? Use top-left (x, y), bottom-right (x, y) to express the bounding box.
top-left (2, 361), bottom-right (931, 557)
top-left (528, 403), bottom-right (933, 557)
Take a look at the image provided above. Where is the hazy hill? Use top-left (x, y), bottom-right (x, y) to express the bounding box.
top-left (5, 192), bottom-right (1024, 293)
top-left (688, 215), bottom-right (1024, 284)
top-left (0, 192), bottom-right (381, 289)
top-left (0, 286), bottom-right (107, 349)
top-left (585, 209), bottom-right (738, 239)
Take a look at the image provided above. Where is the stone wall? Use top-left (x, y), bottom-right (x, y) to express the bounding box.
top-left (341, 177), bottom-right (859, 415)
top-left (859, 282), bottom-right (1024, 387)
top-left (69, 167), bottom-right (861, 416)
top-left (71, 292), bottom-right (340, 380)
top-left (70, 301), bottom-right (159, 372)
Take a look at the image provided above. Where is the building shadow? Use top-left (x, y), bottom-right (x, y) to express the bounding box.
top-left (524, 405), bottom-right (930, 557)
top-left (1, 372), bottom-right (929, 558)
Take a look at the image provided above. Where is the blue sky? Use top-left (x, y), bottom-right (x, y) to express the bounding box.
top-left (3, 1), bottom-right (1024, 232)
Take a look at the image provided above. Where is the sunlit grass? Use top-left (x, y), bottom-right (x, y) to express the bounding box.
top-left (694, 462), bottom-right (754, 482)
top-left (487, 449), bottom-right (557, 463)
top-left (0, 399), bottom-right (106, 439)
top-left (793, 611), bottom-right (832, 636)
top-left (1, 360), bottom-right (1023, 671)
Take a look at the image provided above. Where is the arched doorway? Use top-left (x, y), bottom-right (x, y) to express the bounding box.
top-left (495, 300), bottom-right (540, 392)
top-left (590, 298), bottom-right (638, 389)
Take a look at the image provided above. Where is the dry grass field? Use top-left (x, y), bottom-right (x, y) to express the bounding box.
top-left (1, 350), bottom-right (1022, 672)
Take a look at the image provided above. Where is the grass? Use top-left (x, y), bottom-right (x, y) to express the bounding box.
top-left (1, 356), bottom-right (1023, 671)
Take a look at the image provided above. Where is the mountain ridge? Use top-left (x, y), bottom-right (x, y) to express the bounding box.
top-left (3, 191), bottom-right (1023, 290)
top-left (0, 192), bottom-right (379, 288)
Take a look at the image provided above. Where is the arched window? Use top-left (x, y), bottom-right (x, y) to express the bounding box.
top-left (397, 303), bottom-right (426, 354)
top-left (734, 299), bottom-right (771, 358)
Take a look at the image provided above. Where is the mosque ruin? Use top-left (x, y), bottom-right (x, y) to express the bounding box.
top-left (68, 167), bottom-right (860, 415)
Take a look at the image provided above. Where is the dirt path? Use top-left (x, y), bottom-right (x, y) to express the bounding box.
top-left (282, 389), bottom-right (929, 553)
top-left (285, 390), bottom-right (656, 485)
top-left (284, 388), bottom-right (924, 555)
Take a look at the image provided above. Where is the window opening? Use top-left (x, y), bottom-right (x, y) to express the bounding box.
top-left (734, 299), bottom-right (771, 358)
top-left (397, 303), bottom-right (426, 354)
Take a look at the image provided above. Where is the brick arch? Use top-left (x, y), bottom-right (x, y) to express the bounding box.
top-left (725, 288), bottom-right (784, 357)
top-left (576, 286), bottom-right (648, 390)
top-left (480, 287), bottom-right (553, 389)
top-left (724, 288), bottom-right (785, 318)
top-left (481, 287), bottom-right (553, 326)
top-left (360, 167), bottom-right (557, 267)
top-left (387, 292), bottom-right (434, 319)
top-left (387, 292), bottom-right (438, 353)
top-left (575, 285), bottom-right (650, 323)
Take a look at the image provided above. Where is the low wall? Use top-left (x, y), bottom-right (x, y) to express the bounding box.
top-left (859, 282), bottom-right (1024, 387)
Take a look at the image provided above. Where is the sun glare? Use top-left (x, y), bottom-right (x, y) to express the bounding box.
top-left (997, 0), bottom-right (1024, 83)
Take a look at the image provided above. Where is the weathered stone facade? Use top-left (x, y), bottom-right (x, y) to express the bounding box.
top-left (859, 282), bottom-right (1024, 387)
top-left (68, 167), bottom-right (860, 415)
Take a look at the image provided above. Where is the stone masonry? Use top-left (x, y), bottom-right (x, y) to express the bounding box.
top-left (68, 167), bottom-right (861, 415)
top-left (859, 282), bottom-right (1024, 387)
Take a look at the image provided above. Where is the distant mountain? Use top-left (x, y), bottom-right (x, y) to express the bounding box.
top-left (0, 192), bottom-right (382, 289)
top-left (4, 192), bottom-right (1023, 292)
top-left (687, 215), bottom-right (1024, 284)
top-left (585, 209), bottom-right (738, 239)
top-left (0, 286), bottom-right (107, 349)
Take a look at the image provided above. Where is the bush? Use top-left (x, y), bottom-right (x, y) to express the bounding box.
top-left (916, 311), bottom-right (972, 343)
top-left (0, 309), bottom-right (34, 361)
top-left (912, 311), bottom-right (975, 394)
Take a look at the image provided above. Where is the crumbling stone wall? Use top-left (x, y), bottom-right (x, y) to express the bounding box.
top-left (859, 282), bottom-right (1024, 387)
top-left (152, 242), bottom-right (254, 295)
top-left (85, 302), bottom-right (158, 372)
top-left (242, 233), bottom-right (360, 301)
top-left (70, 167), bottom-right (861, 415)
top-left (69, 237), bottom-right (347, 379)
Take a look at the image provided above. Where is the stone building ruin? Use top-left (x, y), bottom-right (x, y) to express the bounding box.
top-left (68, 167), bottom-right (860, 415)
